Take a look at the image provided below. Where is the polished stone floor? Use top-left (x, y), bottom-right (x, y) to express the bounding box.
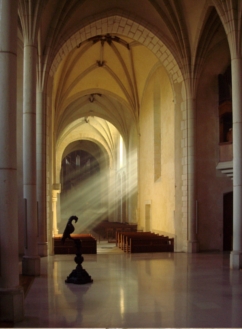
top-left (15, 244), bottom-right (242, 328)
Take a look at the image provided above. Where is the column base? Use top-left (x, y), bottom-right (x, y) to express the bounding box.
top-left (0, 287), bottom-right (24, 323)
top-left (52, 229), bottom-right (58, 236)
top-left (230, 251), bottom-right (242, 269)
top-left (38, 242), bottom-right (48, 257)
top-left (187, 240), bottom-right (199, 253)
top-left (22, 256), bottom-right (40, 276)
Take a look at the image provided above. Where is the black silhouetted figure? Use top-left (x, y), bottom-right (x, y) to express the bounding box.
top-left (61, 215), bottom-right (93, 284)
top-left (61, 215), bottom-right (78, 244)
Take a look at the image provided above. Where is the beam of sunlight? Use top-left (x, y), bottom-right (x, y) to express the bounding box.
top-left (58, 150), bottom-right (138, 235)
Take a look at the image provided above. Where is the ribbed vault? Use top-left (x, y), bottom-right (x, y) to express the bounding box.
top-left (55, 116), bottom-right (121, 182)
top-left (52, 26), bottom-right (174, 174)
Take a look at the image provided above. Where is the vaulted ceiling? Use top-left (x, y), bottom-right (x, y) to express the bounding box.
top-left (17, 0), bottom-right (227, 164)
top-left (53, 33), bottom-right (160, 142)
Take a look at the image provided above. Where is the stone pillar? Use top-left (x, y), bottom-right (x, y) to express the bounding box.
top-left (36, 89), bottom-right (48, 256)
top-left (52, 185), bottom-right (61, 235)
top-left (0, 0), bottom-right (24, 322)
top-left (230, 56), bottom-right (242, 269)
top-left (57, 192), bottom-right (62, 230)
top-left (22, 42), bottom-right (40, 275)
top-left (17, 46), bottom-right (25, 258)
top-left (187, 96), bottom-right (199, 252)
top-left (108, 168), bottom-right (116, 222)
top-left (128, 143), bottom-right (138, 224)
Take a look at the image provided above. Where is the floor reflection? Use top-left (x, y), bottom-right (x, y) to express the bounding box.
top-left (15, 250), bottom-right (242, 328)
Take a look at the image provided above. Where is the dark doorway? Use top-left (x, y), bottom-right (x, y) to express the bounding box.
top-left (223, 192), bottom-right (233, 251)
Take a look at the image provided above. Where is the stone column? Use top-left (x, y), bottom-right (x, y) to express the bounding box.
top-left (22, 41), bottom-right (40, 275)
top-left (186, 95), bottom-right (199, 252)
top-left (52, 185), bottom-right (61, 235)
top-left (0, 0), bottom-right (24, 322)
top-left (212, 0), bottom-right (242, 269)
top-left (230, 56), bottom-right (242, 269)
top-left (108, 168), bottom-right (116, 222)
top-left (127, 146), bottom-right (138, 224)
top-left (57, 192), bottom-right (62, 230)
top-left (36, 89), bottom-right (48, 256)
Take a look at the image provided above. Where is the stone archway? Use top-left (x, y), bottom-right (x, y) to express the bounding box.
top-left (49, 15), bottom-right (183, 85)
top-left (47, 14), bottom-right (187, 250)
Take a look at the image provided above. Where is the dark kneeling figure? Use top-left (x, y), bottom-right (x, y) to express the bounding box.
top-left (62, 215), bottom-right (93, 284)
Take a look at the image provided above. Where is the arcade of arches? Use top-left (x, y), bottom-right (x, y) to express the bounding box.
top-left (0, 0), bottom-right (242, 323)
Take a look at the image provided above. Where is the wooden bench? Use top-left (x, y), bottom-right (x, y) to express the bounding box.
top-left (128, 235), bottom-right (174, 253)
top-left (92, 220), bottom-right (137, 241)
top-left (117, 231), bottom-right (174, 253)
top-left (53, 234), bottom-right (97, 254)
top-left (117, 231), bottom-right (156, 251)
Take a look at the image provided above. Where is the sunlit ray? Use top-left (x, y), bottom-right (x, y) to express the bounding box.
top-left (58, 148), bottom-right (138, 235)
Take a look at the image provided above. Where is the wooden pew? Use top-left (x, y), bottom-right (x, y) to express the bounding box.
top-left (93, 220), bottom-right (137, 241)
top-left (128, 235), bottom-right (174, 253)
top-left (116, 231), bottom-right (140, 249)
top-left (117, 231), bottom-right (157, 251)
top-left (124, 233), bottom-right (161, 252)
top-left (117, 231), bottom-right (174, 253)
top-left (53, 234), bottom-right (97, 254)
